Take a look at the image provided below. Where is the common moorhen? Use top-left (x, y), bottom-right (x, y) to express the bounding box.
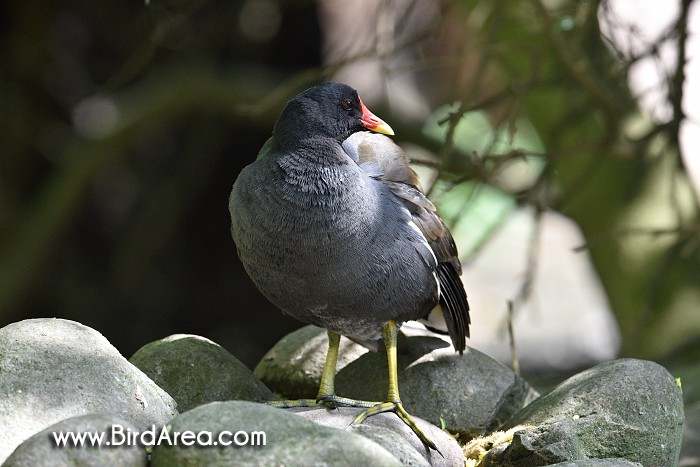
top-left (229, 82), bottom-right (470, 451)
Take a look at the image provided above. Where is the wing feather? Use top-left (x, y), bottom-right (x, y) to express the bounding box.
top-left (344, 132), bottom-right (470, 353)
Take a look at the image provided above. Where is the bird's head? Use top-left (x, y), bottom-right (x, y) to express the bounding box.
top-left (272, 82), bottom-right (394, 149)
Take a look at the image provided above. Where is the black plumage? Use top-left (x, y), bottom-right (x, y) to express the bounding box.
top-left (229, 82), bottom-right (471, 450)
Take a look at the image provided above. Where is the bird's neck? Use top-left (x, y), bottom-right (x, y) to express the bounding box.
top-left (272, 137), bottom-right (350, 176)
top-left (275, 148), bottom-right (352, 196)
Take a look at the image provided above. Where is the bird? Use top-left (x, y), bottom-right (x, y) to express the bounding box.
top-left (229, 82), bottom-right (470, 451)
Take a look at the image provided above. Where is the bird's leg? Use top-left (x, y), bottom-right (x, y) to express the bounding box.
top-left (267, 330), bottom-right (376, 409)
top-left (352, 320), bottom-right (440, 453)
top-left (315, 330), bottom-right (376, 408)
top-left (315, 329), bottom-right (341, 400)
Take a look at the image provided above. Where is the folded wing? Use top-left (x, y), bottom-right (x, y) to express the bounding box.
top-left (342, 132), bottom-right (471, 353)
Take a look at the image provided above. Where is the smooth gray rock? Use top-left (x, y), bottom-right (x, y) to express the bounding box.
top-left (255, 325), bottom-right (535, 438)
top-left (679, 400), bottom-right (700, 467)
top-left (0, 318), bottom-right (177, 464)
top-left (254, 325), bottom-right (369, 398)
top-left (293, 406), bottom-right (463, 467)
top-left (4, 414), bottom-right (147, 467)
top-left (676, 361), bottom-right (700, 467)
top-left (334, 334), bottom-right (538, 437)
top-left (150, 400), bottom-right (402, 466)
top-left (489, 359), bottom-right (684, 466)
top-left (130, 334), bottom-right (273, 411)
top-left (350, 424), bottom-right (431, 467)
top-left (543, 459), bottom-right (642, 466)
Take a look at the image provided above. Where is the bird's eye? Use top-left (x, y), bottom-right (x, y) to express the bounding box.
top-left (341, 99), bottom-right (353, 111)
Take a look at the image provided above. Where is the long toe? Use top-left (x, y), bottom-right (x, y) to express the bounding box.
top-left (316, 394), bottom-right (379, 409)
top-left (352, 401), bottom-right (440, 453)
top-left (267, 397), bottom-right (379, 410)
top-left (266, 399), bottom-right (318, 408)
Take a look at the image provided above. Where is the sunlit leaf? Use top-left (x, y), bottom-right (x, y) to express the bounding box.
top-left (433, 179), bottom-right (516, 258)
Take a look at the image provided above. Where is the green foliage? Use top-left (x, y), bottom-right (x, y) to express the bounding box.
top-left (0, 0), bottom-right (698, 367)
top-left (417, 0), bottom-right (700, 361)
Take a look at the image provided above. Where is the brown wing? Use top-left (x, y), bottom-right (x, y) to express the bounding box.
top-left (343, 133), bottom-right (470, 353)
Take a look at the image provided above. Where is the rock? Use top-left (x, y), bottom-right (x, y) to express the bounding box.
top-left (679, 400), bottom-right (700, 467)
top-left (486, 359), bottom-right (684, 466)
top-left (255, 325), bottom-right (535, 438)
top-left (350, 424), bottom-right (432, 467)
top-left (293, 406), bottom-right (463, 467)
top-left (543, 460), bottom-right (642, 466)
top-left (150, 400), bottom-right (402, 466)
top-left (0, 318), bottom-right (177, 464)
top-left (334, 334), bottom-right (538, 437)
top-left (4, 414), bottom-right (147, 467)
top-left (254, 325), bottom-right (369, 398)
top-left (130, 334), bottom-right (273, 411)
top-left (675, 361), bottom-right (700, 467)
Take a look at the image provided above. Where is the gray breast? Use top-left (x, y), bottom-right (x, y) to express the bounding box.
top-left (229, 147), bottom-right (438, 341)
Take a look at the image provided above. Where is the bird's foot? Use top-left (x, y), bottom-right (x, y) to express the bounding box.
top-left (352, 401), bottom-right (441, 454)
top-left (266, 399), bottom-right (317, 408)
top-left (266, 395), bottom-right (378, 410)
top-left (315, 394), bottom-right (377, 409)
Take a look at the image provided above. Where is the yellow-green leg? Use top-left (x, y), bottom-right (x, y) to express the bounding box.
top-left (268, 330), bottom-right (376, 409)
top-left (352, 321), bottom-right (440, 452)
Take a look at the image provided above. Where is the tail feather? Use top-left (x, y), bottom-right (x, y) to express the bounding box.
top-left (437, 262), bottom-right (470, 354)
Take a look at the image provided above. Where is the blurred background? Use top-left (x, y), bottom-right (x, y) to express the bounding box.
top-left (1, 0), bottom-right (699, 454)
